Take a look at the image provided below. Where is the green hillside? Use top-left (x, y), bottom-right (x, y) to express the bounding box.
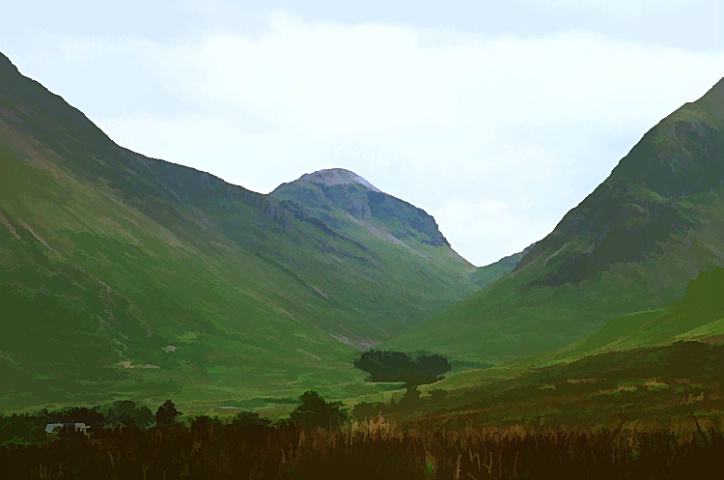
top-left (350, 265), bottom-right (724, 430)
top-left (384, 77), bottom-right (724, 364)
top-left (408, 339), bottom-right (724, 431)
top-left (547, 266), bottom-right (724, 362)
top-left (367, 249), bottom-right (724, 422)
top-left (469, 244), bottom-right (533, 289)
top-left (371, 267), bottom-right (723, 423)
top-left (0, 52), bottom-right (477, 411)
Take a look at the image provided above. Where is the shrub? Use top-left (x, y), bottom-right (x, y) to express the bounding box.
top-left (155, 400), bottom-right (182, 428)
top-left (289, 391), bottom-right (349, 428)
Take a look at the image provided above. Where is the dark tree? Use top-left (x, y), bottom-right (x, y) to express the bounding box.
top-left (232, 411), bottom-right (272, 428)
top-left (289, 391), bottom-right (348, 428)
top-left (63, 406), bottom-right (105, 429)
top-left (107, 400), bottom-right (154, 428)
top-left (411, 354), bottom-right (452, 384)
top-left (155, 400), bottom-right (182, 428)
top-left (398, 386), bottom-right (423, 410)
top-left (0, 413), bottom-right (48, 446)
top-left (428, 389), bottom-right (449, 403)
top-left (354, 349), bottom-right (451, 384)
top-left (351, 401), bottom-right (383, 420)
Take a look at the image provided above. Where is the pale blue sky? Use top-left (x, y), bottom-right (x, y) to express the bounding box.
top-left (2, 1), bottom-right (723, 265)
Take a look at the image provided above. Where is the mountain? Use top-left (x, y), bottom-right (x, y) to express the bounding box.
top-left (269, 168), bottom-right (477, 335)
top-left (272, 168), bottom-right (451, 248)
top-left (271, 167), bottom-right (478, 335)
top-left (384, 77), bottom-right (724, 364)
top-left (0, 52), bottom-right (477, 410)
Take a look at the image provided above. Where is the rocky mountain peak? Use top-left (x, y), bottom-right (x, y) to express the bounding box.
top-left (272, 168), bottom-right (450, 248)
top-left (298, 168), bottom-right (382, 192)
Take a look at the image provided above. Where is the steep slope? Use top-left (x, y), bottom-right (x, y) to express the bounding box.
top-left (384, 77), bottom-right (724, 364)
top-left (271, 169), bottom-right (477, 339)
top-left (0, 52), bottom-right (476, 410)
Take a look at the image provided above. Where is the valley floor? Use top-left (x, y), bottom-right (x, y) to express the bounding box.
top-left (2, 340), bottom-right (724, 479)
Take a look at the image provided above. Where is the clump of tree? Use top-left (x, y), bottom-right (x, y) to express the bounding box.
top-left (354, 349), bottom-right (452, 385)
top-left (106, 400), bottom-right (154, 429)
top-left (232, 411), bottom-right (272, 429)
top-left (0, 413), bottom-right (51, 447)
top-left (0, 401), bottom-right (159, 446)
top-left (289, 390), bottom-right (349, 428)
top-left (155, 400), bottom-right (182, 428)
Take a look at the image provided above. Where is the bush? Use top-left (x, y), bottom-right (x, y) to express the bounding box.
top-left (289, 391), bottom-right (348, 428)
top-left (155, 400), bottom-right (182, 428)
top-left (107, 400), bottom-right (154, 429)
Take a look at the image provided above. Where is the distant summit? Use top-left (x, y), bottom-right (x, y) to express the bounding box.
top-left (272, 168), bottom-right (451, 247)
top-left (295, 168), bottom-right (382, 192)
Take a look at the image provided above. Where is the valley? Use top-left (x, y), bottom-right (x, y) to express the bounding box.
top-left (1, 49), bottom-right (723, 479)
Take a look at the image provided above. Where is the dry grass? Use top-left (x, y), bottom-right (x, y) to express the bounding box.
top-left (2, 413), bottom-right (723, 479)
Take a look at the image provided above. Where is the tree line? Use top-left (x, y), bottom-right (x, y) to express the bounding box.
top-left (0, 391), bottom-right (349, 448)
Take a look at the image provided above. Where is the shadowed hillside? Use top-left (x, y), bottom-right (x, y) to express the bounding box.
top-left (384, 77), bottom-right (724, 364)
top-left (0, 52), bottom-right (477, 410)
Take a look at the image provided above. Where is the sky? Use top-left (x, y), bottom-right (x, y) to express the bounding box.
top-left (2, 1), bottom-right (724, 266)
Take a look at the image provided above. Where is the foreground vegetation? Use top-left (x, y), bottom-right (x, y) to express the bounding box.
top-left (2, 412), bottom-right (722, 479)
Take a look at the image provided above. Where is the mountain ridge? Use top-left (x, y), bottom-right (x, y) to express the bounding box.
top-left (0, 51), bottom-right (477, 410)
top-left (384, 75), bottom-right (724, 364)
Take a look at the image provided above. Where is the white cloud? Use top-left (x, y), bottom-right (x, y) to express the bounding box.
top-left (432, 198), bottom-right (553, 265)
top-left (9, 12), bottom-right (724, 266)
top-left (157, 23), bottom-right (721, 137)
top-left (541, 0), bottom-right (703, 16)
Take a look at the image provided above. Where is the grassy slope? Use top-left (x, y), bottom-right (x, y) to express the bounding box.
top-left (391, 265), bottom-right (724, 424)
top-left (372, 276), bottom-right (724, 428)
top-left (0, 53), bottom-right (476, 411)
top-left (543, 266), bottom-right (724, 362)
top-left (383, 77), bottom-right (724, 365)
top-left (409, 341), bottom-right (724, 431)
top-left (0, 122), bottom-right (361, 411)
